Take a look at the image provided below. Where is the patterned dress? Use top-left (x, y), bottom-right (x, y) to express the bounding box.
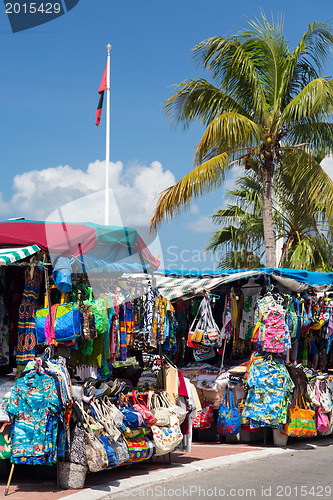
top-left (16, 267), bottom-right (43, 365)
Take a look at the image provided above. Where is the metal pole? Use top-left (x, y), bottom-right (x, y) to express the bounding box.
top-left (105, 43), bottom-right (112, 226)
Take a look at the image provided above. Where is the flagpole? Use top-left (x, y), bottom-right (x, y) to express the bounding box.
top-left (105, 43), bottom-right (112, 226)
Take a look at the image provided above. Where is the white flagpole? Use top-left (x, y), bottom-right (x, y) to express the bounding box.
top-left (105, 43), bottom-right (112, 226)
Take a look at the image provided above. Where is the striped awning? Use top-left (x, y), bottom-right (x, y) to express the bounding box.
top-left (0, 245), bottom-right (40, 266)
top-left (156, 274), bottom-right (225, 300)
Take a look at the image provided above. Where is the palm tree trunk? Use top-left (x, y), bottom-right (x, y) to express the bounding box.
top-left (262, 166), bottom-right (276, 267)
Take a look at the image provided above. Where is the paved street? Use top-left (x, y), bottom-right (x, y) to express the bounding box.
top-left (107, 441), bottom-right (333, 500)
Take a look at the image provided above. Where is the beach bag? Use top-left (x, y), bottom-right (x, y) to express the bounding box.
top-left (188, 296), bottom-right (220, 348)
top-left (160, 391), bottom-right (187, 425)
top-left (98, 431), bottom-right (119, 469)
top-left (84, 287), bottom-right (108, 335)
top-left (85, 431), bottom-right (108, 472)
top-left (301, 298), bottom-right (312, 333)
top-left (124, 437), bottom-right (149, 462)
top-left (193, 346), bottom-right (215, 361)
top-left (151, 413), bottom-right (183, 456)
top-left (147, 392), bottom-right (171, 427)
top-left (282, 394), bottom-right (317, 437)
top-left (118, 397), bottom-right (146, 429)
top-left (193, 396), bottom-right (214, 430)
top-left (35, 302), bottom-right (81, 345)
top-left (131, 390), bottom-right (157, 427)
top-left (216, 387), bottom-right (241, 436)
top-left (315, 384), bottom-right (330, 433)
top-left (111, 435), bottom-right (130, 464)
top-left (79, 301), bottom-right (97, 341)
top-left (69, 403), bottom-right (87, 466)
top-left (318, 380), bottom-right (332, 414)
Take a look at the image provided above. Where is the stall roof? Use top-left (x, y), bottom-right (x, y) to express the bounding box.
top-left (157, 268), bottom-right (333, 300)
top-left (0, 220), bottom-right (160, 273)
top-left (0, 245), bottom-right (40, 266)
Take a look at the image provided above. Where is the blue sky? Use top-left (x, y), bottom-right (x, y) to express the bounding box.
top-left (0, 0), bottom-right (333, 270)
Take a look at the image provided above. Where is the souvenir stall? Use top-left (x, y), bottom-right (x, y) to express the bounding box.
top-left (0, 221), bottom-right (199, 493)
top-left (155, 268), bottom-right (333, 446)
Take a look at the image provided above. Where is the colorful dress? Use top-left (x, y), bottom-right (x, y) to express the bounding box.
top-left (16, 267), bottom-right (43, 365)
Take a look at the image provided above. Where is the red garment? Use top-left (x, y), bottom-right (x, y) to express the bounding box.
top-left (178, 369), bottom-right (189, 435)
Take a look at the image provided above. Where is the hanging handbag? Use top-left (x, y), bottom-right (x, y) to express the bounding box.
top-left (151, 413), bottom-right (183, 456)
top-left (160, 391), bottom-right (187, 425)
top-left (147, 392), bottom-right (171, 426)
top-left (78, 293), bottom-right (97, 341)
top-left (36, 302), bottom-right (81, 345)
top-left (318, 380), bottom-right (332, 414)
top-left (314, 383), bottom-right (329, 433)
top-left (84, 287), bottom-right (108, 335)
top-left (193, 346), bottom-right (216, 361)
top-left (188, 296), bottom-right (220, 348)
top-left (69, 402), bottom-right (87, 466)
top-left (111, 435), bottom-right (130, 465)
top-left (98, 431), bottom-right (119, 469)
top-left (85, 431), bottom-right (108, 472)
top-left (124, 437), bottom-right (150, 462)
top-left (216, 387), bottom-right (241, 436)
top-left (193, 396), bottom-right (214, 430)
top-left (282, 393), bottom-right (317, 437)
top-left (118, 397), bottom-right (146, 429)
top-left (79, 403), bottom-right (104, 438)
top-left (131, 391), bottom-right (157, 427)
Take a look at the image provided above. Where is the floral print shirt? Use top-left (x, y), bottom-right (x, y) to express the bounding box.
top-left (6, 369), bottom-right (60, 461)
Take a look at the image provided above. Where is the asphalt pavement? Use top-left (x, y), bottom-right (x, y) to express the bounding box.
top-left (101, 440), bottom-right (333, 500)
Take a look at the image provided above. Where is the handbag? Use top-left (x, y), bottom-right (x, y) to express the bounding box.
top-left (282, 394), bottom-right (317, 437)
top-left (84, 287), bottom-right (108, 335)
top-left (147, 392), bottom-right (171, 426)
top-left (307, 382), bottom-right (320, 408)
top-left (78, 294), bottom-right (97, 341)
top-left (315, 383), bottom-right (330, 433)
top-left (118, 397), bottom-right (146, 429)
top-left (216, 387), bottom-right (241, 436)
top-left (151, 413), bottom-right (183, 456)
top-left (98, 431), bottom-right (119, 469)
top-left (79, 403), bottom-right (104, 438)
top-left (69, 402), bottom-right (87, 466)
top-left (160, 391), bottom-right (187, 425)
top-left (318, 380), bottom-right (332, 414)
top-left (111, 435), bottom-right (130, 464)
top-left (193, 346), bottom-right (216, 361)
top-left (0, 422), bottom-right (11, 460)
top-left (36, 302), bottom-right (82, 345)
top-left (131, 390), bottom-right (157, 427)
top-left (124, 437), bottom-right (150, 462)
top-left (85, 431), bottom-right (108, 472)
top-left (188, 296), bottom-right (220, 348)
top-left (193, 396), bottom-right (214, 430)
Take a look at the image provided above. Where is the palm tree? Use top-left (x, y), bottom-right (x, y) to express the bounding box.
top-left (206, 170), bottom-right (333, 271)
top-left (150, 15), bottom-right (333, 267)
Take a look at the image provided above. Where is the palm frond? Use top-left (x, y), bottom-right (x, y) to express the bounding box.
top-left (194, 112), bottom-right (262, 164)
top-left (163, 79), bottom-right (250, 128)
top-left (150, 153), bottom-right (229, 230)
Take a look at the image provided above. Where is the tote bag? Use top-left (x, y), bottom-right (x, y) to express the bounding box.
top-left (151, 414), bottom-right (183, 456)
top-left (216, 387), bottom-right (241, 436)
top-left (282, 394), bottom-right (317, 437)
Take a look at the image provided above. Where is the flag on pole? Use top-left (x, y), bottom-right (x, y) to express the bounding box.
top-left (95, 62), bottom-right (107, 126)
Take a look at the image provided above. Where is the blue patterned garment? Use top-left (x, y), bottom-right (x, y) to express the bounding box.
top-left (6, 369), bottom-right (60, 464)
top-left (244, 354), bottom-right (294, 427)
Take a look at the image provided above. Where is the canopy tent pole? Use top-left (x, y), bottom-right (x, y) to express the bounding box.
top-left (104, 43), bottom-right (112, 226)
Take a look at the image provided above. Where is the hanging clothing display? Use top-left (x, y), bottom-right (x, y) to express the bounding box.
top-left (16, 266), bottom-right (43, 365)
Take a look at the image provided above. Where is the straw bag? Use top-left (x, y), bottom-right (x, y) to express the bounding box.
top-left (151, 413), bottom-right (183, 456)
top-left (147, 392), bottom-right (171, 426)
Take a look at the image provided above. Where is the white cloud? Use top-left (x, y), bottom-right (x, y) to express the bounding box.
top-left (186, 215), bottom-right (216, 234)
top-left (2, 159), bottom-right (175, 228)
top-left (321, 156), bottom-right (333, 180)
